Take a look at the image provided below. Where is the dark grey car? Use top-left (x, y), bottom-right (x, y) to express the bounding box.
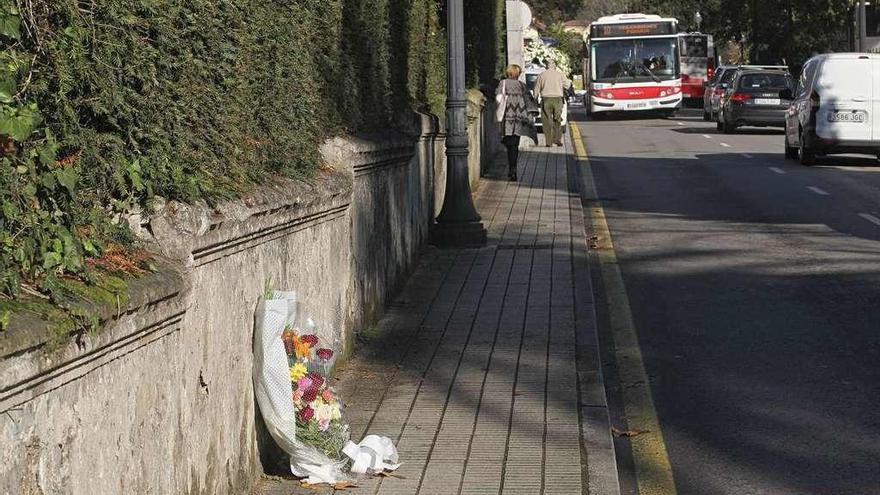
top-left (702, 66), bottom-right (734, 121)
top-left (717, 70), bottom-right (793, 134)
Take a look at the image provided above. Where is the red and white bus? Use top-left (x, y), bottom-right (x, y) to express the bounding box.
top-left (585, 13), bottom-right (682, 116)
top-left (679, 33), bottom-right (716, 100)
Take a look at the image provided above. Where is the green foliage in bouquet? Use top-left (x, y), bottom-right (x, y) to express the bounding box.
top-left (295, 416), bottom-right (349, 460)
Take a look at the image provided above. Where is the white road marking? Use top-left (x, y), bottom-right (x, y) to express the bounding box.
top-left (677, 122), bottom-right (685, 126)
top-left (769, 167), bottom-right (786, 174)
top-left (741, 153), bottom-right (753, 159)
top-left (859, 213), bottom-right (880, 227)
top-left (720, 142), bottom-right (731, 147)
top-left (702, 134), bottom-right (712, 139)
top-left (807, 186), bottom-right (830, 196)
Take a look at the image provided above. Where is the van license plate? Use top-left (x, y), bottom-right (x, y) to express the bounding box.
top-left (829, 111), bottom-right (866, 122)
top-left (627, 102), bottom-right (647, 109)
top-left (754, 98), bottom-right (781, 105)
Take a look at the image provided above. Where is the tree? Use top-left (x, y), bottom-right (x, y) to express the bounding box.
top-left (528, 0), bottom-right (583, 24)
top-left (545, 23), bottom-right (586, 71)
top-left (577, 0), bottom-right (631, 24)
top-left (630, 0), bottom-right (850, 71)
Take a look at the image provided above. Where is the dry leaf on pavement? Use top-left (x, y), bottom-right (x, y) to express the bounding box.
top-left (611, 426), bottom-right (650, 437)
top-left (376, 471), bottom-right (406, 479)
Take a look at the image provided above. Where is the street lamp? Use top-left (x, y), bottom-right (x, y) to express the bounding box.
top-left (433, 0), bottom-right (487, 247)
top-left (694, 11), bottom-right (702, 32)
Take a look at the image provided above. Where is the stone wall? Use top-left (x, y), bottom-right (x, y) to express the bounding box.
top-left (324, 112), bottom-right (439, 335)
top-left (0, 102), bottom-right (497, 494)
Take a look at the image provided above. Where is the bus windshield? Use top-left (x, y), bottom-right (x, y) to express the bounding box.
top-left (592, 38), bottom-right (680, 83)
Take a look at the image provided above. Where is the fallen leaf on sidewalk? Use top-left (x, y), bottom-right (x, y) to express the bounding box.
top-left (298, 482), bottom-right (329, 491)
top-left (298, 481), bottom-right (352, 492)
top-left (376, 471), bottom-right (406, 479)
top-left (611, 426), bottom-right (649, 438)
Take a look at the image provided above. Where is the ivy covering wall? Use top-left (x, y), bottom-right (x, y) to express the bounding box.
top-left (462, 0), bottom-right (508, 88)
top-left (0, 0), bottom-right (511, 301)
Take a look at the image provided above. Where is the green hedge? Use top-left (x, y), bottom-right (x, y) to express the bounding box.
top-left (1, 0), bottom-right (515, 299)
top-left (463, 0), bottom-right (507, 88)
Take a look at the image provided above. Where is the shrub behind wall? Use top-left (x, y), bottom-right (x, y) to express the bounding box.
top-left (0, 0), bottom-right (473, 298)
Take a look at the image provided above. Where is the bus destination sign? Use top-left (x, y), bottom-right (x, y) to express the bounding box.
top-left (591, 22), bottom-right (676, 38)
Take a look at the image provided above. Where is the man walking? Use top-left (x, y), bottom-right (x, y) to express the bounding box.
top-left (534, 59), bottom-right (571, 147)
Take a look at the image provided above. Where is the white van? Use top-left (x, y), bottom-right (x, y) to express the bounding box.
top-left (783, 53), bottom-right (880, 165)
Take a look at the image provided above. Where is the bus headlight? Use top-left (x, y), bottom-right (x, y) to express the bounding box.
top-left (660, 91), bottom-right (667, 97)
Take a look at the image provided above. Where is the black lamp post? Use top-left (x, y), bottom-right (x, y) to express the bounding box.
top-left (433, 0), bottom-right (487, 247)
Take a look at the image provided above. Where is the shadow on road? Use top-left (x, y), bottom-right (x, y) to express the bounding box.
top-left (583, 147), bottom-right (880, 494)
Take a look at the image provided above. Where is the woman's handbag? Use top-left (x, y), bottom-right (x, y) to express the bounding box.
top-left (526, 92), bottom-right (540, 115)
top-left (495, 80), bottom-right (507, 123)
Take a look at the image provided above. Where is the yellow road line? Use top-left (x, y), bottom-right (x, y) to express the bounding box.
top-left (570, 123), bottom-right (678, 495)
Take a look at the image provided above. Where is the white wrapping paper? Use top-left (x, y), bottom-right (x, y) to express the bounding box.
top-left (343, 435), bottom-right (401, 474)
top-left (253, 291), bottom-right (352, 484)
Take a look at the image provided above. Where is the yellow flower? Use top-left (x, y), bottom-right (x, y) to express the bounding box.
top-left (290, 362), bottom-right (307, 381)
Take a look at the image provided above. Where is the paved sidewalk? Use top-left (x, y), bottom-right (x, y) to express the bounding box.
top-left (257, 133), bottom-right (617, 495)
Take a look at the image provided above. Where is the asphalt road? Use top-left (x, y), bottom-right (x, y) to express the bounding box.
top-left (574, 107), bottom-right (880, 495)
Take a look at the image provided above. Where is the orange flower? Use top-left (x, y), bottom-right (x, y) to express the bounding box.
top-left (294, 335), bottom-right (312, 360)
top-left (281, 329), bottom-right (296, 355)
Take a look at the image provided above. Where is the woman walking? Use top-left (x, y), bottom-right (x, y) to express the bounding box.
top-left (496, 64), bottom-right (538, 181)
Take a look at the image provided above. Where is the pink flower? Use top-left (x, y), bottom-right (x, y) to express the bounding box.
top-left (293, 388), bottom-right (304, 403)
top-left (318, 418), bottom-right (331, 431)
top-left (297, 376), bottom-right (313, 391)
top-left (316, 348), bottom-right (334, 361)
top-left (298, 405), bottom-right (314, 422)
top-left (301, 334), bottom-right (319, 347)
top-left (321, 389), bottom-right (334, 403)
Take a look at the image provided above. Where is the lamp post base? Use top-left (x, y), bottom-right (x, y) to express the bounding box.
top-left (431, 220), bottom-right (487, 248)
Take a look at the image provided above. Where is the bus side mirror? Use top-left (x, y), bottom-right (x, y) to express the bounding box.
top-left (779, 88), bottom-right (793, 100)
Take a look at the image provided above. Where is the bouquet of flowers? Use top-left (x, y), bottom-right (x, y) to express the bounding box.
top-left (282, 328), bottom-right (349, 459)
top-left (254, 290), bottom-right (400, 485)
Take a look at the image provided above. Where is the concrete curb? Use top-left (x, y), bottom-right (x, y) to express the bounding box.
top-left (566, 122), bottom-right (623, 495)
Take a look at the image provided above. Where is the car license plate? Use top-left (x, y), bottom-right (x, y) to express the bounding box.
top-left (627, 102), bottom-right (647, 109)
top-left (754, 98), bottom-right (781, 105)
top-left (828, 111), bottom-right (866, 122)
